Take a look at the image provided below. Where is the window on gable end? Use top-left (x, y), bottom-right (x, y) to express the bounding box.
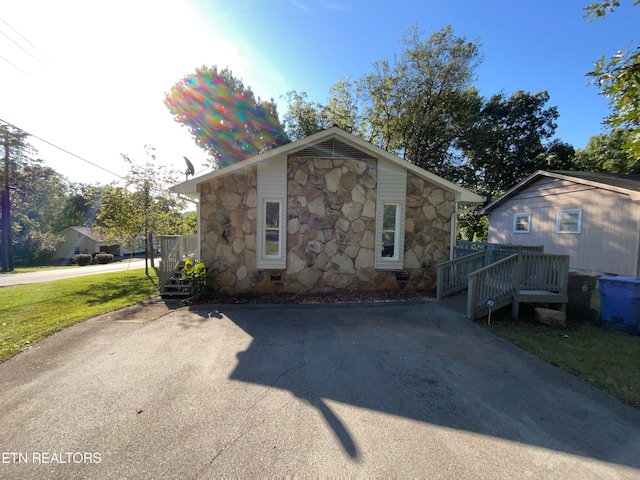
top-left (557, 209), bottom-right (582, 234)
top-left (513, 213), bottom-right (531, 233)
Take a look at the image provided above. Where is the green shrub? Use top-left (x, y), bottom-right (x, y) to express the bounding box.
top-left (182, 258), bottom-right (211, 300)
top-left (73, 254), bottom-right (93, 266)
top-left (95, 253), bottom-right (114, 264)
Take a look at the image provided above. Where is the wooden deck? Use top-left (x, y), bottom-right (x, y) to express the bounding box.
top-left (437, 243), bottom-right (569, 320)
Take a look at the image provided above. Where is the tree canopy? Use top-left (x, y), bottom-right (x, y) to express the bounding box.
top-left (573, 128), bottom-right (638, 172)
top-left (1, 124), bottom-right (66, 268)
top-left (165, 66), bottom-right (289, 168)
top-left (585, 0), bottom-right (640, 160)
top-left (460, 90), bottom-right (559, 201)
top-left (95, 146), bottom-right (195, 269)
top-left (284, 25), bottom-right (484, 174)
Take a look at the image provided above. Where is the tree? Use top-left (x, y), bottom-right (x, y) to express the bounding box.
top-left (2, 124), bottom-right (69, 268)
top-left (453, 91), bottom-right (559, 242)
top-left (165, 66), bottom-right (289, 167)
top-left (573, 128), bottom-right (638, 172)
top-left (460, 90), bottom-right (559, 203)
top-left (54, 183), bottom-right (106, 232)
top-left (281, 25), bottom-right (483, 173)
top-left (391, 26), bottom-right (483, 173)
top-left (323, 78), bottom-right (363, 134)
top-left (539, 139), bottom-right (576, 171)
top-left (281, 90), bottom-right (327, 141)
top-left (95, 146), bottom-right (192, 273)
top-left (585, 1), bottom-right (640, 160)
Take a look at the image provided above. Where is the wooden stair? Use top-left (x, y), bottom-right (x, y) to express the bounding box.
top-left (160, 262), bottom-right (192, 298)
top-left (437, 248), bottom-right (569, 320)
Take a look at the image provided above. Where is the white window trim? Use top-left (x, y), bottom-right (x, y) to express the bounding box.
top-left (513, 213), bottom-right (531, 234)
top-left (262, 198), bottom-right (283, 259)
top-left (557, 209), bottom-right (582, 234)
top-left (380, 203), bottom-right (400, 262)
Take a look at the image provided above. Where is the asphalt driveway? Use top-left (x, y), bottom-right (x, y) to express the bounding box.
top-left (1, 301), bottom-right (639, 478)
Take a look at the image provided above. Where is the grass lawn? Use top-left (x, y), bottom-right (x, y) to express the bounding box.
top-left (483, 306), bottom-right (640, 410)
top-left (0, 269), bottom-right (160, 363)
top-left (8, 265), bottom-right (79, 274)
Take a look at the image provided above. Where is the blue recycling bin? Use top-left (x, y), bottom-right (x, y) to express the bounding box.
top-left (598, 276), bottom-right (640, 335)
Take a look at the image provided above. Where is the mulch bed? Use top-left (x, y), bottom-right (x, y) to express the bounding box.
top-left (196, 289), bottom-right (437, 305)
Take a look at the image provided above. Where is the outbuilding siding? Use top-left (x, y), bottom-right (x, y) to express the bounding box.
top-left (487, 176), bottom-right (640, 276)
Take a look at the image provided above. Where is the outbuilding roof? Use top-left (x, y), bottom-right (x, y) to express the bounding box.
top-left (172, 127), bottom-right (484, 205)
top-left (61, 226), bottom-right (108, 242)
top-left (480, 170), bottom-right (640, 215)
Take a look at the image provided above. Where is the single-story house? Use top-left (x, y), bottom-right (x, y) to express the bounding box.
top-left (55, 226), bottom-right (120, 263)
top-left (172, 127), bottom-right (483, 295)
top-left (480, 170), bottom-right (640, 277)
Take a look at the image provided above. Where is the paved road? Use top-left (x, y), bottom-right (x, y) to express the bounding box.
top-left (0, 259), bottom-right (152, 287)
top-left (0, 301), bottom-right (639, 478)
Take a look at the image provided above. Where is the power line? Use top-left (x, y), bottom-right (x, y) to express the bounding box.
top-left (0, 29), bottom-right (44, 66)
top-left (0, 54), bottom-right (28, 76)
top-left (0, 118), bottom-right (124, 179)
top-left (0, 17), bottom-right (46, 59)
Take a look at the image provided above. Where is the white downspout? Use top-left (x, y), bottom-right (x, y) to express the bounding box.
top-left (450, 202), bottom-right (461, 261)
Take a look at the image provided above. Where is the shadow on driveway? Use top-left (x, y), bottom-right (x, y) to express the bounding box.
top-left (186, 301), bottom-right (640, 468)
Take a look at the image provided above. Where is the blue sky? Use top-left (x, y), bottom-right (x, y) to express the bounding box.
top-left (1, 0), bottom-right (638, 184)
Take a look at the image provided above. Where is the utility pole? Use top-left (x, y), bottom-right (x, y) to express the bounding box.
top-left (2, 129), bottom-right (13, 272)
top-left (143, 179), bottom-right (149, 276)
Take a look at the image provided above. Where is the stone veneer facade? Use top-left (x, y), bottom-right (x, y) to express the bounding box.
top-left (199, 156), bottom-right (455, 296)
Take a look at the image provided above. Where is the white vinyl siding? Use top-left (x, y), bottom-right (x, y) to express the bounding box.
top-left (513, 213), bottom-right (531, 233)
top-left (375, 158), bottom-right (406, 269)
top-left (257, 155), bottom-right (286, 269)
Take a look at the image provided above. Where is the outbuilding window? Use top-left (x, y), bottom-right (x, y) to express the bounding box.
top-left (557, 209), bottom-right (582, 234)
top-left (513, 213), bottom-right (531, 233)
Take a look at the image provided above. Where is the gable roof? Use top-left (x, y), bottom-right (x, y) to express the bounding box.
top-left (60, 226), bottom-right (108, 242)
top-left (172, 126), bottom-right (483, 205)
top-left (480, 170), bottom-right (640, 215)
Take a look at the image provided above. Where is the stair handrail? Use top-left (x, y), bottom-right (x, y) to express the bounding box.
top-left (159, 235), bottom-right (198, 292)
top-left (437, 251), bottom-right (487, 301)
top-left (467, 253), bottom-right (570, 319)
top-left (467, 254), bottom-right (519, 319)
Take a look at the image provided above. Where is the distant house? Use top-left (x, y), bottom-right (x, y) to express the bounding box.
top-left (169, 127), bottom-right (483, 296)
top-left (55, 227), bottom-right (120, 263)
top-left (480, 170), bottom-right (640, 277)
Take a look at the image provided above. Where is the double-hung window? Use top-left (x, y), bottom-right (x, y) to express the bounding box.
top-left (381, 203), bottom-right (399, 260)
top-left (264, 199), bottom-right (282, 257)
top-left (557, 209), bottom-right (582, 234)
top-left (513, 213), bottom-right (531, 233)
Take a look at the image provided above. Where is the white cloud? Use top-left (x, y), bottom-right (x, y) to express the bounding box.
top-left (291, 0), bottom-right (311, 11)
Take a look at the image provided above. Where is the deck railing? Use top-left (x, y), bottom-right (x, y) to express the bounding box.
top-left (455, 241), bottom-right (544, 263)
top-left (466, 253), bottom-right (570, 319)
top-left (436, 252), bottom-right (487, 301)
top-left (159, 235), bottom-right (198, 292)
